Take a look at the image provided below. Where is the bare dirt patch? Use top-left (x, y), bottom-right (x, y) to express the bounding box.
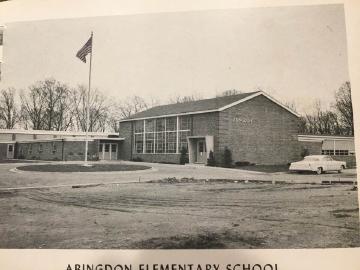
top-left (0, 182), bottom-right (358, 249)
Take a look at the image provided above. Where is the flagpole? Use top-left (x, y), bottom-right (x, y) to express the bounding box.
top-left (84, 31), bottom-right (93, 166)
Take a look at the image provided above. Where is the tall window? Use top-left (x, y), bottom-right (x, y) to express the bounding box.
top-left (133, 115), bottom-right (192, 154)
top-left (134, 120), bottom-right (144, 153)
top-left (145, 133), bottom-right (155, 153)
top-left (134, 133), bottom-right (143, 153)
top-left (166, 132), bottom-right (177, 153)
top-left (156, 132), bottom-right (165, 153)
top-left (178, 116), bottom-right (191, 152)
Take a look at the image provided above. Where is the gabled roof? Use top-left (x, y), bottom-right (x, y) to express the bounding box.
top-left (120, 91), bottom-right (300, 122)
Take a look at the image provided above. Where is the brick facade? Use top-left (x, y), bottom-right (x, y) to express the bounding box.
top-left (218, 95), bottom-right (301, 165)
top-left (17, 140), bottom-right (100, 161)
top-left (299, 141), bottom-right (323, 156)
top-left (0, 143), bottom-right (8, 159)
top-left (118, 121), bottom-right (133, 160)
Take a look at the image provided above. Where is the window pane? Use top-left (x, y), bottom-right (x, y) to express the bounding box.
top-left (145, 119), bottom-right (155, 132)
top-left (99, 144), bottom-right (103, 152)
top-left (111, 144), bottom-right (117, 152)
top-left (134, 120), bottom-right (144, 133)
top-left (145, 133), bottom-right (155, 153)
top-left (166, 132), bottom-right (176, 153)
top-left (134, 134), bottom-right (143, 153)
top-left (178, 130), bottom-right (190, 152)
top-left (105, 144), bottom-right (110, 152)
top-left (156, 118), bottom-right (165, 132)
top-left (166, 117), bottom-right (176, 131)
top-left (156, 132), bottom-right (165, 153)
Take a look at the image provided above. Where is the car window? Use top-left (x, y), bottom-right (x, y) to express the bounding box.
top-left (304, 157), bottom-right (319, 161)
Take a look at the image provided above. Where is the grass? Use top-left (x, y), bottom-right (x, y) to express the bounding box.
top-left (16, 163), bottom-right (151, 172)
top-left (235, 164), bottom-right (290, 173)
top-left (0, 159), bottom-right (40, 163)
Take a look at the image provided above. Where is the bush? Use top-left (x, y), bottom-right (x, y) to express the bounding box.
top-left (131, 157), bottom-right (143, 162)
top-left (179, 146), bottom-right (189, 165)
top-left (235, 161), bottom-right (255, 167)
top-left (207, 150), bottom-right (216, 166)
top-left (301, 148), bottom-right (310, 158)
top-left (223, 147), bottom-right (233, 168)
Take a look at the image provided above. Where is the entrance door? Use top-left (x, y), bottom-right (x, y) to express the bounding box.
top-left (7, 144), bottom-right (14, 159)
top-left (103, 143), bottom-right (111, 160)
top-left (99, 143), bottom-right (118, 160)
top-left (110, 143), bottom-right (117, 160)
top-left (196, 139), bottom-right (207, 163)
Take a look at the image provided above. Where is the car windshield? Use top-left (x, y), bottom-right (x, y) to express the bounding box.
top-left (304, 156), bottom-right (319, 161)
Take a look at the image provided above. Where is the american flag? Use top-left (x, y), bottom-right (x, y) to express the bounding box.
top-left (76, 35), bottom-right (92, 63)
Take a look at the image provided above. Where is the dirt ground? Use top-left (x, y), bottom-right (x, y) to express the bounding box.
top-left (0, 180), bottom-right (358, 249)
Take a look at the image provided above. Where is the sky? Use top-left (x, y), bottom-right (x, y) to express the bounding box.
top-left (0, 4), bottom-right (350, 114)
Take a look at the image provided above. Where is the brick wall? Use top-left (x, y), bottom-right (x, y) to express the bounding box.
top-left (118, 121), bottom-right (133, 160)
top-left (0, 143), bottom-right (7, 159)
top-left (17, 140), bottom-right (99, 161)
top-left (299, 141), bottom-right (323, 156)
top-left (218, 95), bottom-right (302, 165)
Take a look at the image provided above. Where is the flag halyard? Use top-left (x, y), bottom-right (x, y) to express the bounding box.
top-left (76, 36), bottom-right (92, 63)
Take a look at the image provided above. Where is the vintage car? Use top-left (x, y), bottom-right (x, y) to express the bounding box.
top-left (289, 155), bottom-right (346, 174)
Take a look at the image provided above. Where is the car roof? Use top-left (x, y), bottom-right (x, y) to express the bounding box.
top-left (305, 155), bottom-right (329, 158)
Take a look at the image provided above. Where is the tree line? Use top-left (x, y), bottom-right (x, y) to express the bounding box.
top-left (298, 81), bottom-right (353, 135)
top-left (0, 79), bottom-right (354, 135)
top-left (0, 78), bottom-right (153, 132)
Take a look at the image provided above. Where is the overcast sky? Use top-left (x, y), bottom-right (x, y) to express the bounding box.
top-left (1, 4), bottom-right (349, 114)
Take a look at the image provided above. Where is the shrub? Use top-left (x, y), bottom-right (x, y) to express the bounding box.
top-left (131, 157), bottom-right (143, 162)
top-left (235, 161), bottom-right (254, 167)
top-left (223, 147), bottom-right (233, 168)
top-left (179, 146), bottom-right (189, 165)
top-left (207, 150), bottom-right (216, 166)
top-left (301, 148), bottom-right (310, 158)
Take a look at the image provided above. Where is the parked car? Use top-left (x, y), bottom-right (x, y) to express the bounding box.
top-left (289, 155), bottom-right (346, 174)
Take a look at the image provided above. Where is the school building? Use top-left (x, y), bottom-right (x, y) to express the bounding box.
top-left (118, 91), bottom-right (303, 165)
top-left (0, 91), bottom-right (356, 166)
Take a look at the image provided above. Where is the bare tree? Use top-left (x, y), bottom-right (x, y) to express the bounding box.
top-left (216, 89), bottom-right (243, 97)
top-left (71, 85), bottom-right (109, 132)
top-left (0, 88), bottom-right (18, 129)
top-left (20, 86), bottom-right (47, 130)
top-left (169, 93), bottom-right (203, 104)
top-left (302, 100), bottom-right (341, 135)
top-left (334, 81), bottom-right (353, 135)
top-left (20, 78), bottom-right (73, 130)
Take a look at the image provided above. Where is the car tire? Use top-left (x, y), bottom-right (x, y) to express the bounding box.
top-left (338, 165), bottom-right (345, 173)
top-left (316, 167), bottom-right (323, 175)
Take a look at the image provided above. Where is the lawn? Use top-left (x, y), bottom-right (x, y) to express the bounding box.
top-left (16, 163), bottom-right (151, 172)
top-left (0, 180), bottom-right (358, 249)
